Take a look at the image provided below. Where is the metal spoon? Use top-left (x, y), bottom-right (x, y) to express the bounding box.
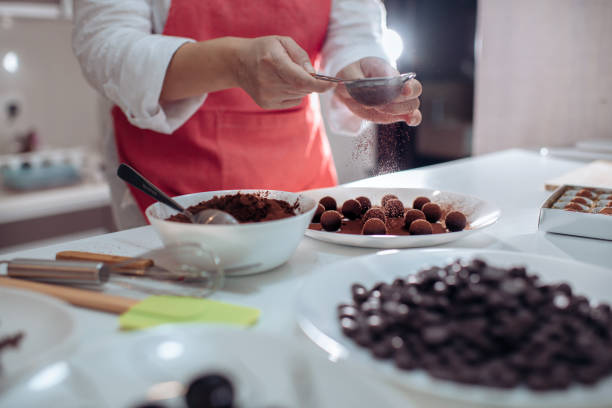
top-left (312, 72), bottom-right (416, 106)
top-left (117, 163), bottom-right (239, 225)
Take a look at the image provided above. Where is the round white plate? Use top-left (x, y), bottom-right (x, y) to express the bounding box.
top-left (302, 187), bottom-right (500, 248)
top-left (296, 249), bottom-right (612, 408)
top-left (0, 288), bottom-right (76, 391)
top-left (0, 325), bottom-right (400, 407)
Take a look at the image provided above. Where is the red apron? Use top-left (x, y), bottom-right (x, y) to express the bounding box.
top-left (112, 0), bottom-right (337, 213)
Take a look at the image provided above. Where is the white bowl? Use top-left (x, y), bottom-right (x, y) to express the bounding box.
top-left (145, 190), bottom-right (316, 275)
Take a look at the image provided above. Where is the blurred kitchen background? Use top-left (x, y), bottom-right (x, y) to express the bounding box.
top-left (1, 0), bottom-right (611, 253)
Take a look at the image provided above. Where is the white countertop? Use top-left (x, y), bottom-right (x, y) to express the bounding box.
top-left (2, 149), bottom-right (611, 405)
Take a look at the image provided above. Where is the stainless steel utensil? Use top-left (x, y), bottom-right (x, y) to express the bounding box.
top-left (312, 72), bottom-right (416, 106)
top-left (117, 163), bottom-right (239, 225)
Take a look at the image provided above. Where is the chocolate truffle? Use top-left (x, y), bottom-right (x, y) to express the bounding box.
top-left (355, 196), bottom-right (372, 214)
top-left (362, 218), bottom-right (387, 235)
top-left (320, 210), bottom-right (343, 231)
top-left (363, 208), bottom-right (386, 223)
top-left (409, 219), bottom-right (433, 235)
top-left (319, 196), bottom-right (337, 211)
top-left (600, 207), bottom-right (612, 216)
top-left (571, 197), bottom-right (590, 205)
top-left (384, 199), bottom-right (404, 218)
top-left (564, 203), bottom-right (586, 212)
top-left (404, 209), bottom-right (426, 228)
top-left (422, 202), bottom-right (442, 223)
top-left (413, 196), bottom-right (430, 210)
top-left (576, 189), bottom-right (595, 199)
top-left (341, 199), bottom-right (362, 220)
top-left (445, 211), bottom-right (467, 232)
top-left (312, 203), bottom-right (325, 223)
top-left (381, 194), bottom-right (399, 207)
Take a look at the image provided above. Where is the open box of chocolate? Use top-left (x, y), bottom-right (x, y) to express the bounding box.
top-left (538, 185), bottom-right (612, 241)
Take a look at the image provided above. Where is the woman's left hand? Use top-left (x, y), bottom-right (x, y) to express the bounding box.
top-left (334, 57), bottom-right (422, 126)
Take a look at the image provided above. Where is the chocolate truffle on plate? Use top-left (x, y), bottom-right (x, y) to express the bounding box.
top-left (384, 199), bottom-right (404, 218)
top-left (355, 196), bottom-right (372, 214)
top-left (412, 196), bottom-right (430, 210)
top-left (404, 209), bottom-right (425, 228)
top-left (422, 202), bottom-right (442, 223)
top-left (381, 194), bottom-right (399, 207)
top-left (409, 219), bottom-right (433, 235)
top-left (363, 208), bottom-right (386, 223)
top-left (362, 218), bottom-right (387, 235)
top-left (576, 189), bottom-right (595, 199)
top-left (341, 199), bottom-right (362, 220)
top-left (564, 203), bottom-right (587, 212)
top-left (320, 210), bottom-right (343, 231)
top-left (600, 207), bottom-right (612, 216)
top-left (319, 196), bottom-right (337, 211)
top-left (445, 211), bottom-right (467, 232)
top-left (312, 203), bottom-right (325, 223)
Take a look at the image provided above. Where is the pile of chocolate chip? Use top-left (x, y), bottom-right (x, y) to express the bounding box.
top-left (338, 259), bottom-right (612, 390)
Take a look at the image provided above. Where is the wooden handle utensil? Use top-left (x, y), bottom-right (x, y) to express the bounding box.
top-left (56, 250), bottom-right (153, 270)
top-left (0, 276), bottom-right (138, 314)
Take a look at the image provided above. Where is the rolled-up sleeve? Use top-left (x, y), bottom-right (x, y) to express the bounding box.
top-left (72, 0), bottom-right (206, 134)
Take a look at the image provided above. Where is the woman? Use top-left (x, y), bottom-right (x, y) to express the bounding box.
top-left (72, 0), bottom-right (422, 229)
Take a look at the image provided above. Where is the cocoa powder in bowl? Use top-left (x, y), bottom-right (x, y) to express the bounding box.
top-left (166, 192), bottom-right (298, 224)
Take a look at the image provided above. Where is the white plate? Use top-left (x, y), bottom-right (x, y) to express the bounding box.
top-left (296, 249), bottom-right (612, 408)
top-left (0, 325), bottom-right (400, 407)
top-left (302, 187), bottom-right (500, 248)
top-left (0, 288), bottom-right (76, 391)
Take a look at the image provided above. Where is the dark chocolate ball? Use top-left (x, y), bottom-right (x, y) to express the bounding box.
top-left (384, 199), bottom-right (404, 218)
top-left (355, 196), bottom-right (372, 214)
top-left (321, 210), bottom-right (343, 231)
top-left (319, 196), bottom-right (337, 211)
top-left (312, 203), bottom-right (325, 223)
top-left (362, 218), bottom-right (387, 235)
top-left (404, 209), bottom-right (426, 228)
top-left (422, 202), bottom-right (442, 223)
top-left (341, 199), bottom-right (362, 220)
top-left (409, 219), bottom-right (433, 235)
top-left (445, 211), bottom-right (467, 232)
top-left (363, 208), bottom-right (386, 223)
top-left (381, 194), bottom-right (399, 207)
top-left (185, 373), bottom-right (234, 408)
top-left (600, 207), bottom-right (612, 216)
top-left (564, 203), bottom-right (586, 212)
top-left (576, 189), bottom-right (594, 199)
top-left (412, 196), bottom-right (430, 210)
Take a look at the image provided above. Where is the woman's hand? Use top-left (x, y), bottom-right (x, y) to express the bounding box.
top-left (235, 36), bottom-right (335, 109)
top-left (334, 57), bottom-right (422, 125)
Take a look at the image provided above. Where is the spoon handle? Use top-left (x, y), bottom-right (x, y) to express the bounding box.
top-left (401, 72), bottom-right (417, 83)
top-left (117, 163), bottom-right (185, 214)
top-left (310, 73), bottom-right (344, 83)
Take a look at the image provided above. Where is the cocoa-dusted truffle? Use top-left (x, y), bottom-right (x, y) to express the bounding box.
top-left (355, 196), bottom-right (372, 214)
top-left (341, 199), bottom-right (362, 220)
top-left (319, 196), bottom-right (337, 211)
top-left (412, 196), bottom-right (430, 210)
top-left (384, 199), bottom-right (404, 218)
top-left (564, 203), bottom-right (586, 212)
top-left (409, 219), bottom-right (433, 235)
top-left (312, 203), bottom-right (325, 223)
top-left (422, 202), bottom-right (442, 223)
top-left (321, 210), bottom-right (343, 231)
top-left (363, 208), bottom-right (386, 223)
top-left (362, 218), bottom-right (387, 235)
top-left (445, 211), bottom-right (467, 232)
top-left (600, 207), bottom-right (612, 216)
top-left (381, 194), bottom-right (399, 207)
top-left (404, 209), bottom-right (425, 228)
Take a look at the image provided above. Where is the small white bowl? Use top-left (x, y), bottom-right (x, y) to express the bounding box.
top-left (145, 190), bottom-right (316, 275)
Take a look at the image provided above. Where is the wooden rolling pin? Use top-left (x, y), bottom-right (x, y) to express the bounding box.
top-left (0, 276), bottom-right (138, 314)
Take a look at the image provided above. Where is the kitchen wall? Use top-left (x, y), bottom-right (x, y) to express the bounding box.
top-left (0, 16), bottom-right (103, 152)
top-left (473, 0), bottom-right (612, 154)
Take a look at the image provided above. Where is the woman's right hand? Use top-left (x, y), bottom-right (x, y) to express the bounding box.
top-left (234, 36), bottom-right (334, 109)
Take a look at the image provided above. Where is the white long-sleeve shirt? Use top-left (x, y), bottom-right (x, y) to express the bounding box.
top-left (71, 0), bottom-right (391, 229)
top-left (72, 0), bottom-right (391, 135)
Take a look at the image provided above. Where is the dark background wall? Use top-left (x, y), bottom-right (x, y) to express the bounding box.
top-left (376, 0), bottom-right (477, 174)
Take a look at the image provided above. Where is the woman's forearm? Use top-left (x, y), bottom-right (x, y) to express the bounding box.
top-left (160, 37), bottom-right (246, 102)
